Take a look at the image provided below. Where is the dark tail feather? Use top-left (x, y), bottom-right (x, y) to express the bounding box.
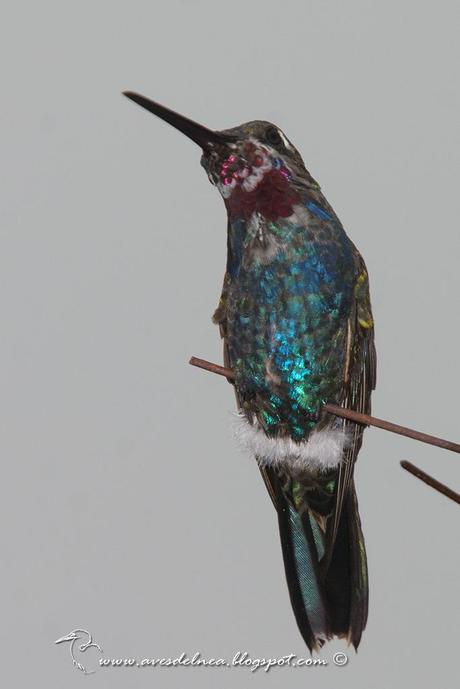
top-left (324, 484), bottom-right (368, 648)
top-left (272, 473), bottom-right (368, 651)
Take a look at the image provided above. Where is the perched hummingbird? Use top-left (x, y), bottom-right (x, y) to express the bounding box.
top-left (124, 92), bottom-right (376, 651)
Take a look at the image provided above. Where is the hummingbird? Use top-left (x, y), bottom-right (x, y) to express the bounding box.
top-left (123, 91), bottom-right (376, 651)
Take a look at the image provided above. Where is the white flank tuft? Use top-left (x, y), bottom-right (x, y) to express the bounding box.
top-left (233, 414), bottom-right (349, 472)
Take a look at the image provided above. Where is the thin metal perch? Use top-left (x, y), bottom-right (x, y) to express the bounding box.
top-left (401, 461), bottom-right (460, 505)
top-left (189, 355), bottom-right (459, 505)
top-left (189, 356), bottom-right (460, 455)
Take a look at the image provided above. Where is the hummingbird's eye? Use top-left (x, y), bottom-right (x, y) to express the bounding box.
top-left (265, 127), bottom-right (282, 146)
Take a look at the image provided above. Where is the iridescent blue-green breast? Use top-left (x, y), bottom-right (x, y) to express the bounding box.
top-left (224, 206), bottom-right (355, 440)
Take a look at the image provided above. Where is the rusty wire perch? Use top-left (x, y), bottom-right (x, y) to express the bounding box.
top-left (400, 461), bottom-right (460, 505)
top-left (189, 356), bottom-right (460, 505)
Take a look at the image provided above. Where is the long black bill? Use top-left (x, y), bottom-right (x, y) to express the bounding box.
top-left (123, 91), bottom-right (232, 152)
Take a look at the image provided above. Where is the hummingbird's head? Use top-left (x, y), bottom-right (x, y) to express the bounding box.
top-left (200, 120), bottom-right (308, 220)
top-left (123, 93), bottom-right (312, 221)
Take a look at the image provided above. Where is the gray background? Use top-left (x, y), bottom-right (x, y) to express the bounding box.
top-left (1, 1), bottom-right (459, 686)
